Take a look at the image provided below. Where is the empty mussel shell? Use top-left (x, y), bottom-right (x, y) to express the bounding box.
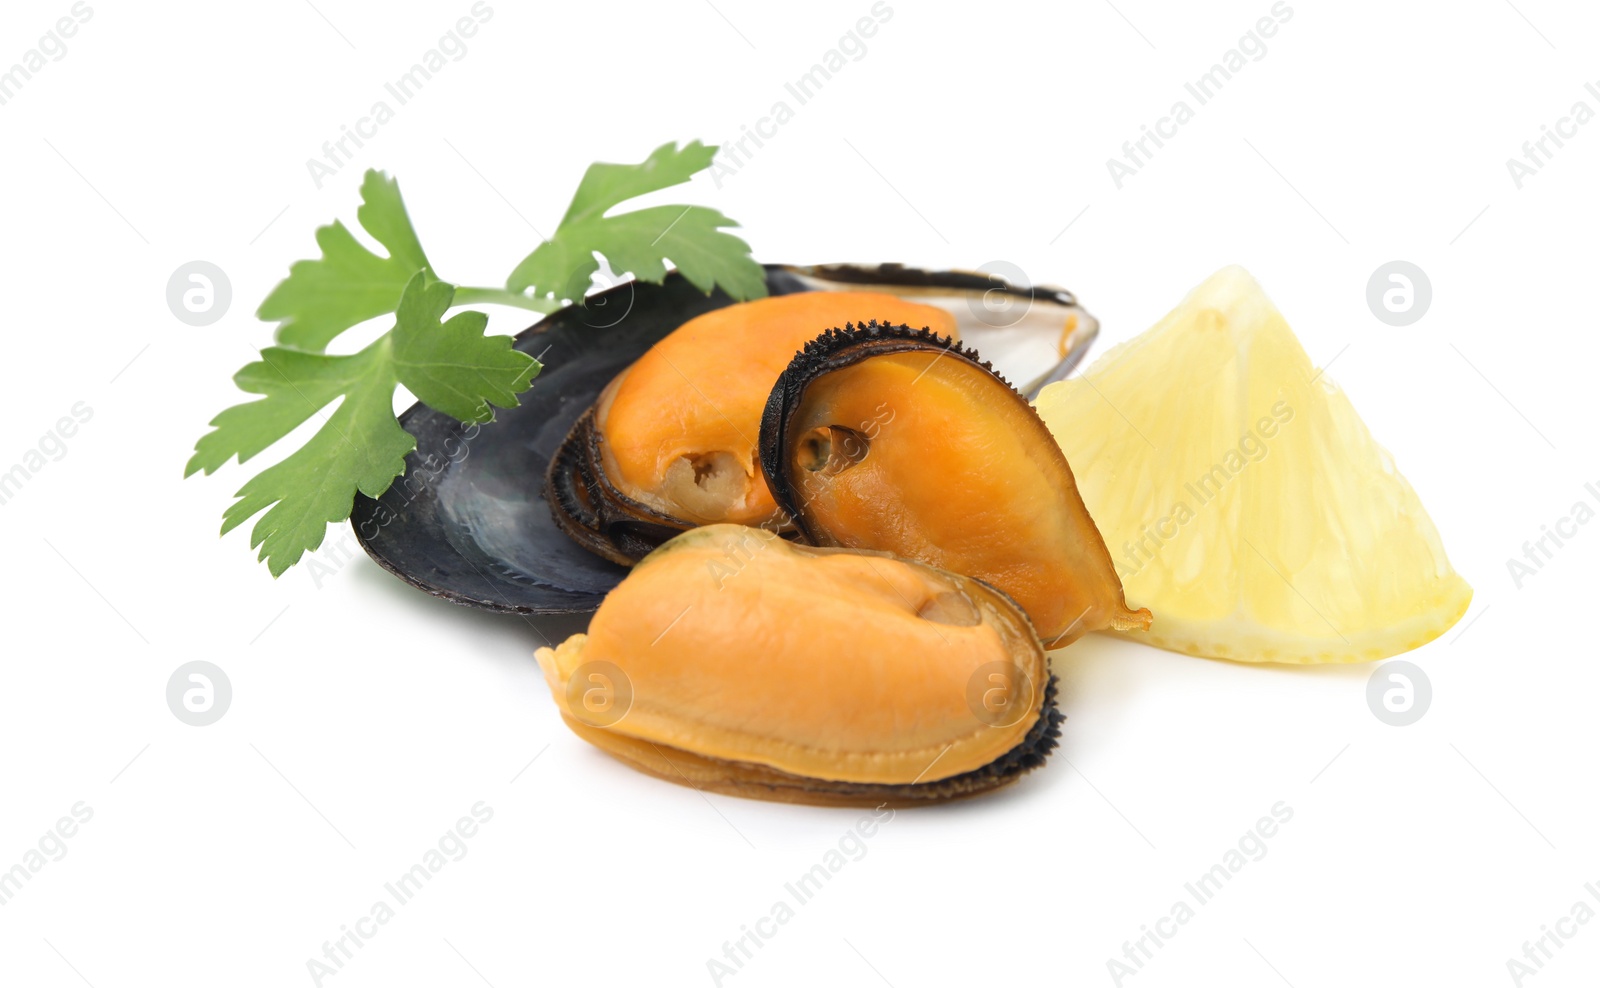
top-left (535, 524), bottom-right (1062, 806)
top-left (759, 322), bottom-right (1152, 646)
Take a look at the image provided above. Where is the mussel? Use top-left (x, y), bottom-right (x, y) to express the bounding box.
top-left (759, 322), bottom-right (1151, 646)
top-left (548, 292), bottom-right (958, 565)
top-left (535, 524), bottom-right (1061, 806)
top-left (352, 265), bottom-right (1100, 617)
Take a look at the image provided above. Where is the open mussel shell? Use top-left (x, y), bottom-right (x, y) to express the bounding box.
top-left (759, 322), bottom-right (1151, 646)
top-left (353, 264), bottom-right (1097, 616)
top-left (536, 525), bottom-right (1063, 806)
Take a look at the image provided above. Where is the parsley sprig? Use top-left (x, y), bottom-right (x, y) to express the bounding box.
top-left (188, 140), bottom-right (764, 576)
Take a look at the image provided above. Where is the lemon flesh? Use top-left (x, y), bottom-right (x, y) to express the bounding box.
top-left (1034, 266), bottom-right (1471, 664)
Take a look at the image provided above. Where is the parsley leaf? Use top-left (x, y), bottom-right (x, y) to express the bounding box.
top-left (257, 170), bottom-right (435, 352)
top-left (214, 348), bottom-right (415, 579)
top-left (507, 140), bottom-right (767, 304)
top-left (197, 142), bottom-right (762, 575)
top-left (390, 276), bottom-right (541, 422)
top-left (187, 274), bottom-right (539, 576)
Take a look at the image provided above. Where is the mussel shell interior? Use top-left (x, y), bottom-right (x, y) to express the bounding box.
top-left (352, 264), bottom-right (1097, 616)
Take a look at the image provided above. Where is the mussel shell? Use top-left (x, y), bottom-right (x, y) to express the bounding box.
top-left (353, 264), bottom-right (1097, 616)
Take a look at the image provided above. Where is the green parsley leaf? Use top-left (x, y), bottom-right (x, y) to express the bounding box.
top-left (390, 276), bottom-right (540, 423)
top-left (507, 140), bottom-right (767, 305)
top-left (257, 170), bottom-right (435, 352)
top-left (187, 273), bottom-right (539, 576)
top-left (198, 141), bottom-right (762, 575)
top-left (215, 348), bottom-right (415, 578)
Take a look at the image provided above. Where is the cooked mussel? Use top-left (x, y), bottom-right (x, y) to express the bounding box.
top-left (353, 264), bottom-right (1099, 617)
top-left (759, 322), bottom-right (1152, 646)
top-left (548, 292), bottom-right (958, 565)
top-left (534, 524), bottom-right (1061, 806)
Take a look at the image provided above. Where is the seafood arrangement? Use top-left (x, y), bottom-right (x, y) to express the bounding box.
top-left (355, 263), bottom-right (1469, 806)
top-left (193, 148), bottom-right (1469, 806)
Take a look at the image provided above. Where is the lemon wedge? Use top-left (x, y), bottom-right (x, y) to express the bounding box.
top-left (1035, 266), bottom-right (1471, 663)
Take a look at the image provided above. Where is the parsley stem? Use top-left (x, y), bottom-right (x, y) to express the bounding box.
top-left (452, 286), bottom-right (562, 314)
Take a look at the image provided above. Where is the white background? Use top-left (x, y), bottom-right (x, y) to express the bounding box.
top-left (1, 0), bottom-right (1596, 985)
